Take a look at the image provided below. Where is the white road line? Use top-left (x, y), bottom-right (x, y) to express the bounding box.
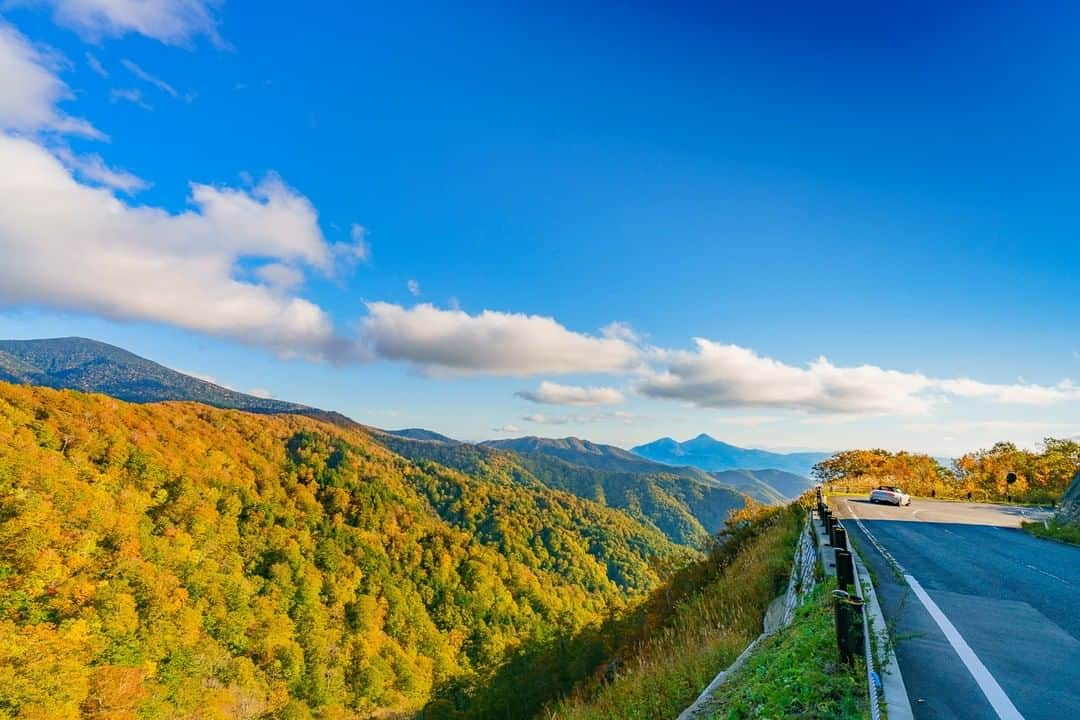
top-left (1024, 563), bottom-right (1072, 587)
top-left (904, 574), bottom-right (1026, 720)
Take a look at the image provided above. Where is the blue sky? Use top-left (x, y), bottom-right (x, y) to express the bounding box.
top-left (1, 1), bottom-right (1078, 455)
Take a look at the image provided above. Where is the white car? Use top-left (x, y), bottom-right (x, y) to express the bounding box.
top-left (869, 486), bottom-right (911, 506)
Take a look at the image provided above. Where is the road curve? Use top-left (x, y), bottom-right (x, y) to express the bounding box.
top-left (833, 498), bottom-right (1079, 720)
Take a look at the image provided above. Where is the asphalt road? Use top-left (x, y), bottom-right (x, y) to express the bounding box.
top-left (833, 498), bottom-right (1079, 720)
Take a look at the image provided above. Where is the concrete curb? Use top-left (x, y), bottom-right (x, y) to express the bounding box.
top-left (850, 530), bottom-right (914, 720)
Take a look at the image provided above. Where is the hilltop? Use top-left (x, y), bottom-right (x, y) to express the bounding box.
top-left (0, 337), bottom-right (307, 413)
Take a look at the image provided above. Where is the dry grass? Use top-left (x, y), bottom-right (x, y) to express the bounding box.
top-left (544, 508), bottom-right (802, 720)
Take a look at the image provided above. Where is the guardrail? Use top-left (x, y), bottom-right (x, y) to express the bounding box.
top-left (814, 489), bottom-right (913, 720)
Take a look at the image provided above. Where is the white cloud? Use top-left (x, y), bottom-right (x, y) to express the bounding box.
top-left (904, 420), bottom-right (1073, 434)
top-left (359, 303), bottom-right (642, 376)
top-left (333, 223), bottom-right (369, 266)
top-left (639, 340), bottom-right (934, 414)
top-left (711, 415), bottom-right (785, 426)
top-left (492, 424), bottom-right (521, 433)
top-left (516, 381), bottom-right (624, 407)
top-left (121, 58), bottom-right (191, 100)
top-left (936, 378), bottom-right (1080, 405)
top-left (0, 134), bottom-right (353, 359)
top-left (601, 321), bottom-right (640, 343)
top-left (407, 279), bottom-right (421, 296)
top-left (110, 87), bottom-right (152, 110)
top-left (53, 147), bottom-right (149, 193)
top-left (523, 411), bottom-right (634, 425)
top-left (638, 339), bottom-right (1080, 415)
top-left (85, 51), bottom-right (107, 78)
top-left (255, 263), bottom-right (305, 292)
top-left (0, 22), bottom-right (102, 138)
top-left (32, 0), bottom-right (222, 45)
top-left (248, 387), bottom-right (273, 399)
top-left (523, 413), bottom-right (572, 425)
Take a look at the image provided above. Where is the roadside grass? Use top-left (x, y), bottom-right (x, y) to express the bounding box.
top-left (704, 580), bottom-right (869, 720)
top-left (544, 506), bottom-right (802, 720)
top-left (1023, 519), bottom-right (1080, 546)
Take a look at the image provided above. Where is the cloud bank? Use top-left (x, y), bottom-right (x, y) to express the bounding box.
top-left (0, 135), bottom-right (349, 356)
top-left (637, 339), bottom-right (1080, 415)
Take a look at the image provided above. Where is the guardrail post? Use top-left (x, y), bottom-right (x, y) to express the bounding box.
top-left (835, 548), bottom-right (854, 591)
top-left (833, 524), bottom-right (847, 550)
top-left (832, 590), bottom-right (866, 666)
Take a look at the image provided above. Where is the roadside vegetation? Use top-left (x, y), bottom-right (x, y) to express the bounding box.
top-left (812, 439), bottom-right (1079, 506)
top-left (542, 503), bottom-right (803, 720)
top-left (704, 579), bottom-right (868, 720)
top-left (1023, 519), bottom-right (1080, 546)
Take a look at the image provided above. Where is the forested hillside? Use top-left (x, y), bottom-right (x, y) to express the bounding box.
top-left (0, 383), bottom-right (690, 719)
top-left (710, 468), bottom-right (816, 504)
top-left (481, 436), bottom-right (715, 484)
top-left (377, 434), bottom-right (748, 548)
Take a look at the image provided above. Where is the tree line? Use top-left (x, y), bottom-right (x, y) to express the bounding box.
top-left (811, 438), bottom-right (1080, 504)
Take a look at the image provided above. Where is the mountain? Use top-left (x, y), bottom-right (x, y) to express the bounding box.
top-left (0, 337), bottom-right (308, 413)
top-left (632, 433), bottom-right (830, 477)
top-left (0, 337), bottom-right (750, 546)
top-left (481, 435), bottom-right (715, 484)
top-left (0, 381), bottom-right (689, 718)
top-left (710, 468), bottom-right (817, 504)
top-left (385, 428), bottom-right (460, 444)
top-left (379, 433), bottom-right (748, 548)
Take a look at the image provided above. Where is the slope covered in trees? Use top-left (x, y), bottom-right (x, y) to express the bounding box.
top-left (709, 468), bottom-right (816, 504)
top-left (377, 434), bottom-right (748, 548)
top-left (481, 436), bottom-right (716, 484)
top-left (0, 382), bottom-right (690, 718)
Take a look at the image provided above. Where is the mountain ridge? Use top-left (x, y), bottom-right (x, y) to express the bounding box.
top-left (632, 432), bottom-right (830, 477)
top-left (481, 435), bottom-right (716, 484)
top-left (0, 337), bottom-right (308, 413)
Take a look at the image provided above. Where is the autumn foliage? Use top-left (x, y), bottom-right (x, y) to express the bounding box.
top-left (0, 382), bottom-right (689, 718)
top-left (812, 441), bottom-right (1079, 504)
